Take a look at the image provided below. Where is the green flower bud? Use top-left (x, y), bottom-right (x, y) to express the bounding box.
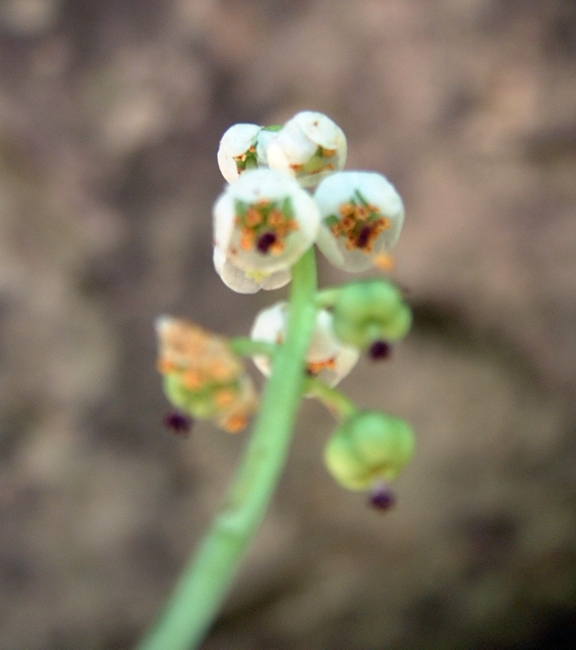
top-left (332, 279), bottom-right (411, 348)
top-left (324, 411), bottom-right (415, 490)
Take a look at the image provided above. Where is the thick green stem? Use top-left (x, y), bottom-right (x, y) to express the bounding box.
top-left (138, 249), bottom-right (318, 650)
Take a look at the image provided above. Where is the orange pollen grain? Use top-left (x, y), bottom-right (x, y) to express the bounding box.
top-left (213, 389), bottom-right (236, 408)
top-left (222, 413), bottom-right (248, 433)
top-left (307, 357), bottom-right (337, 375)
top-left (374, 254), bottom-right (395, 272)
top-left (181, 369), bottom-right (204, 391)
top-left (157, 359), bottom-right (176, 374)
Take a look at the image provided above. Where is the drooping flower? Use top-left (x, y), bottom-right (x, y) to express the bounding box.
top-left (249, 302), bottom-right (359, 387)
top-left (213, 168), bottom-right (321, 286)
top-left (217, 123), bottom-right (262, 183)
top-left (156, 316), bottom-right (258, 433)
top-left (314, 171), bottom-right (404, 272)
top-left (265, 111), bottom-right (347, 188)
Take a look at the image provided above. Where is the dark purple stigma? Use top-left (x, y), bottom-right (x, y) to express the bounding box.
top-left (368, 483), bottom-right (396, 512)
top-left (164, 411), bottom-right (193, 437)
top-left (356, 225), bottom-right (372, 249)
top-left (256, 232), bottom-right (277, 254)
top-left (368, 340), bottom-right (391, 360)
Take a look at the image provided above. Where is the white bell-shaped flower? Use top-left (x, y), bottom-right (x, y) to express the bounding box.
top-left (213, 246), bottom-right (291, 294)
top-left (314, 171), bottom-right (405, 272)
top-left (213, 168), bottom-right (321, 279)
top-left (250, 302), bottom-right (360, 388)
top-left (265, 111), bottom-right (347, 188)
top-left (217, 123), bottom-right (262, 183)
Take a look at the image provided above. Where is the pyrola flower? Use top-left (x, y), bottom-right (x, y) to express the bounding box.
top-left (156, 316), bottom-right (258, 433)
top-left (213, 168), bottom-right (321, 282)
top-left (265, 111), bottom-right (347, 188)
top-left (314, 171), bottom-right (404, 272)
top-left (250, 302), bottom-right (359, 387)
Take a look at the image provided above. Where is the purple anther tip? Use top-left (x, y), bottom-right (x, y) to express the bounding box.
top-left (164, 412), bottom-right (193, 437)
top-left (368, 340), bottom-right (391, 360)
top-left (256, 232), bottom-right (277, 254)
top-left (368, 483), bottom-right (396, 512)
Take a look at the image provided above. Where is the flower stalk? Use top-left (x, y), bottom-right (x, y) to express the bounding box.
top-left (138, 248), bottom-right (318, 650)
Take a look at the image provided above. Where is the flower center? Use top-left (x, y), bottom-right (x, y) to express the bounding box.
top-left (233, 145), bottom-right (257, 175)
top-left (234, 198), bottom-right (298, 255)
top-left (326, 190), bottom-right (390, 253)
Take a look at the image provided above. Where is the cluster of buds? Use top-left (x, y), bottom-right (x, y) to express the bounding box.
top-left (158, 110), bottom-right (415, 504)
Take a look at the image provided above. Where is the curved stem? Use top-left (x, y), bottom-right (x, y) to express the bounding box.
top-left (303, 377), bottom-right (358, 421)
top-left (137, 248), bottom-right (318, 650)
top-left (314, 286), bottom-right (340, 309)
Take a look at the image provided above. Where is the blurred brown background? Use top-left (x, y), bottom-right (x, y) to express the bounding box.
top-left (0, 1), bottom-right (575, 649)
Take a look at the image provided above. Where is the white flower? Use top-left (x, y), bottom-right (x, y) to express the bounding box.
top-left (213, 246), bottom-right (291, 294)
top-left (314, 171), bottom-right (405, 272)
top-left (250, 302), bottom-right (360, 388)
top-left (217, 123), bottom-right (262, 183)
top-left (265, 111), bottom-right (347, 188)
top-left (213, 168), bottom-right (321, 280)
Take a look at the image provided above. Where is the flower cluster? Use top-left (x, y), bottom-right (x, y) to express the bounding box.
top-left (158, 110), bottom-right (415, 499)
top-left (214, 111), bottom-right (404, 292)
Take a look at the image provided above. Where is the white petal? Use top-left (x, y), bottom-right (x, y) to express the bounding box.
top-left (213, 247), bottom-right (291, 294)
top-left (292, 111), bottom-right (347, 151)
top-left (266, 111), bottom-right (347, 187)
top-left (249, 302), bottom-right (287, 376)
top-left (217, 123), bottom-right (261, 183)
top-left (255, 128), bottom-right (279, 168)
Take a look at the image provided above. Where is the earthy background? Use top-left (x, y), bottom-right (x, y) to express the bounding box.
top-left (0, 0), bottom-right (575, 649)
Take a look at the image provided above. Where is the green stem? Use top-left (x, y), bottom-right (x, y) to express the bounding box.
top-left (229, 337), bottom-right (276, 358)
top-left (303, 377), bottom-right (358, 421)
top-left (138, 248), bottom-right (318, 650)
top-left (315, 286), bottom-right (340, 309)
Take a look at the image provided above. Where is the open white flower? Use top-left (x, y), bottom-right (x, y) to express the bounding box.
top-left (314, 171), bottom-right (405, 272)
top-left (213, 168), bottom-right (321, 280)
top-left (265, 111), bottom-right (347, 188)
top-left (250, 302), bottom-right (360, 387)
top-left (213, 246), bottom-right (291, 294)
top-left (217, 123), bottom-right (262, 183)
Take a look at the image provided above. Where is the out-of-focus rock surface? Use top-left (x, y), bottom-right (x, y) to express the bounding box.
top-left (0, 1), bottom-right (575, 648)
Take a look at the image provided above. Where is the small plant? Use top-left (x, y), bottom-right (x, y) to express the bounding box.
top-left (138, 111), bottom-right (415, 650)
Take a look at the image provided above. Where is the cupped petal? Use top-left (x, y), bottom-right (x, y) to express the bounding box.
top-left (217, 123), bottom-right (262, 183)
top-left (213, 246), bottom-right (291, 294)
top-left (315, 171), bottom-right (404, 272)
top-left (265, 111), bottom-right (347, 188)
top-left (213, 168), bottom-right (321, 276)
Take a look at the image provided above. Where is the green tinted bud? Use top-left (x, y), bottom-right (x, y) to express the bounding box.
top-left (324, 411), bottom-right (414, 490)
top-left (332, 279), bottom-right (411, 348)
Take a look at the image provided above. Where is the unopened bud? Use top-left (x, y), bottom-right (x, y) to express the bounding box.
top-left (324, 411), bottom-right (414, 490)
